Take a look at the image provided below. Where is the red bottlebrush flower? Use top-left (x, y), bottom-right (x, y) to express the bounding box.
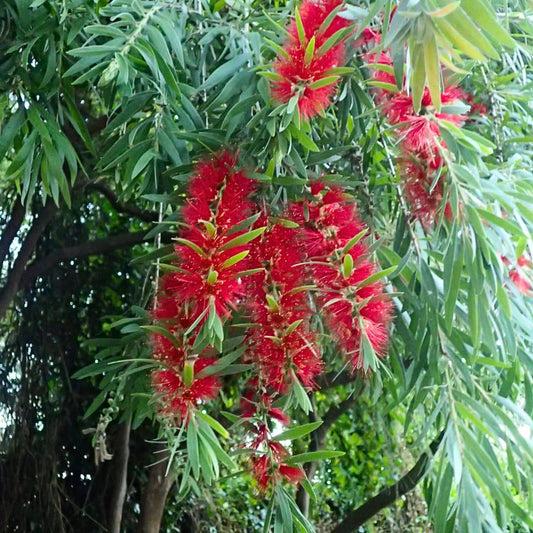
top-left (291, 182), bottom-right (393, 369)
top-left (152, 358), bottom-right (220, 422)
top-left (505, 255), bottom-right (532, 295)
top-left (157, 151), bottom-right (257, 325)
top-left (240, 386), bottom-right (292, 425)
top-left (270, 0), bottom-right (352, 119)
top-left (279, 464), bottom-right (305, 484)
top-left (510, 270), bottom-right (531, 294)
top-left (247, 426), bottom-right (304, 492)
top-left (245, 217), bottom-right (323, 392)
top-left (398, 157), bottom-right (450, 225)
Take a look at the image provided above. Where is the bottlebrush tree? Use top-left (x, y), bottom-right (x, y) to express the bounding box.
top-left (1, 0), bottom-right (533, 532)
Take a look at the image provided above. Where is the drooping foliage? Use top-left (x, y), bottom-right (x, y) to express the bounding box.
top-left (1, 0), bottom-right (533, 532)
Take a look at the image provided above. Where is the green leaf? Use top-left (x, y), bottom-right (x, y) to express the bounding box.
top-left (220, 250), bottom-right (250, 270)
top-left (196, 411), bottom-right (229, 439)
top-left (0, 109), bottom-right (25, 161)
top-left (285, 450), bottom-right (345, 464)
top-left (460, 0), bottom-right (515, 48)
top-left (304, 36), bottom-right (315, 67)
top-left (294, 7), bottom-right (306, 46)
top-left (272, 421), bottom-right (322, 442)
top-left (308, 75), bottom-right (340, 90)
top-left (424, 32), bottom-right (441, 112)
top-left (175, 237), bottom-right (206, 257)
top-left (131, 150), bottom-right (155, 179)
top-left (187, 420), bottom-right (200, 479)
top-left (199, 54), bottom-right (252, 91)
top-left (218, 227), bottom-right (266, 252)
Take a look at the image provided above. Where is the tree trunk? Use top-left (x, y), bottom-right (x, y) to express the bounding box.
top-left (138, 449), bottom-right (174, 533)
top-left (0, 198), bottom-right (25, 266)
top-left (106, 418), bottom-right (131, 533)
top-left (0, 199), bottom-right (57, 318)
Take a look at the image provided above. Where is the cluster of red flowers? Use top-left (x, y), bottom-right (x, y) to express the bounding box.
top-left (245, 214), bottom-right (323, 392)
top-left (290, 182), bottom-right (393, 368)
top-left (271, 0), bottom-right (351, 119)
top-left (150, 151), bottom-right (393, 490)
top-left (359, 31), bottom-right (486, 224)
top-left (151, 151), bottom-right (257, 422)
top-left (248, 422), bottom-right (304, 492)
top-left (502, 254), bottom-right (532, 295)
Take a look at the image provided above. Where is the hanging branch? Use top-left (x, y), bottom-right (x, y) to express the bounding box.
top-left (296, 385), bottom-right (365, 516)
top-left (331, 431), bottom-right (445, 533)
top-left (87, 180), bottom-right (159, 223)
top-left (20, 230), bottom-right (173, 290)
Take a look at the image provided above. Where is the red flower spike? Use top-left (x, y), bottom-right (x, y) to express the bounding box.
top-left (245, 217), bottom-right (323, 392)
top-left (157, 151), bottom-right (257, 325)
top-left (270, 0), bottom-right (352, 119)
top-left (152, 358), bottom-right (221, 423)
top-left (291, 182), bottom-right (393, 369)
top-left (150, 151), bottom-right (259, 422)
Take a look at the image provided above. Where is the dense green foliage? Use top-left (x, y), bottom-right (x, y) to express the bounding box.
top-left (1, 0), bottom-right (533, 531)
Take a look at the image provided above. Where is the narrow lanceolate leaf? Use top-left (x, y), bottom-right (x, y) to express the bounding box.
top-left (175, 237), bottom-right (206, 257)
top-left (424, 31), bottom-right (441, 112)
top-left (426, 1), bottom-right (460, 18)
top-left (285, 450), bottom-right (345, 464)
top-left (196, 411), bottom-right (229, 439)
top-left (187, 420), bottom-right (200, 479)
top-left (304, 36), bottom-right (315, 68)
top-left (442, 8), bottom-right (498, 59)
top-left (272, 422), bottom-right (322, 443)
top-left (409, 38), bottom-right (426, 113)
top-left (342, 229), bottom-right (368, 255)
top-left (295, 8), bottom-right (306, 46)
top-left (459, 0), bottom-right (515, 48)
top-left (432, 17), bottom-right (486, 61)
top-left (199, 54), bottom-right (252, 91)
top-left (316, 26), bottom-right (353, 58)
top-left (309, 76), bottom-right (340, 90)
top-left (218, 227), bottom-right (266, 252)
top-left (357, 266), bottom-right (397, 289)
top-left (284, 319), bottom-right (303, 336)
top-left (220, 250), bottom-right (249, 270)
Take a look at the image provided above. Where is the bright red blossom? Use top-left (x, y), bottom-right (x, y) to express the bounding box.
top-left (359, 33), bottom-right (483, 224)
top-left (152, 358), bottom-right (221, 422)
top-left (271, 0), bottom-right (351, 119)
top-left (291, 182), bottom-right (393, 368)
top-left (246, 216), bottom-right (323, 391)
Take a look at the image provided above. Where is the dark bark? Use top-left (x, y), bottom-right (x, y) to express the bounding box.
top-left (106, 418), bottom-right (131, 533)
top-left (331, 432), bottom-right (445, 533)
top-left (0, 199), bottom-right (57, 319)
top-left (296, 387), bottom-right (364, 516)
top-left (138, 449), bottom-right (175, 533)
top-left (316, 370), bottom-right (357, 390)
top-left (0, 198), bottom-right (25, 266)
top-left (19, 229), bottom-right (155, 290)
top-left (87, 180), bottom-right (159, 223)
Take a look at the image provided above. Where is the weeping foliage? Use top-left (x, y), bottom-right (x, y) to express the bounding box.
top-left (1, 0), bottom-right (533, 531)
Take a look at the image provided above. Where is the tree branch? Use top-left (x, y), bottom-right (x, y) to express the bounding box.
top-left (331, 431), bottom-right (445, 533)
top-left (316, 370), bottom-right (357, 390)
top-left (0, 199), bottom-right (57, 319)
top-left (0, 198), bottom-right (25, 267)
top-left (296, 384), bottom-right (365, 515)
top-left (87, 180), bottom-right (159, 223)
top-left (20, 229), bottom-right (169, 290)
top-left (106, 417), bottom-right (131, 533)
